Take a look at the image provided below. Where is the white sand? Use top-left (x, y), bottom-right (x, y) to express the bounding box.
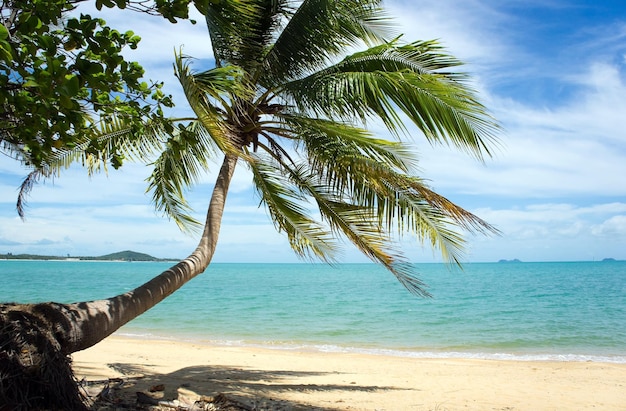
top-left (73, 336), bottom-right (626, 410)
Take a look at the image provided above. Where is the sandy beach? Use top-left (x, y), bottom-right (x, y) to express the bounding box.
top-left (71, 335), bottom-right (626, 410)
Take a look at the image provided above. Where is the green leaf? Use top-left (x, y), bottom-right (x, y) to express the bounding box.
top-left (61, 75), bottom-right (80, 97)
top-left (23, 79), bottom-right (39, 88)
top-left (0, 41), bottom-right (12, 62)
top-left (59, 95), bottom-right (74, 109)
top-left (0, 24), bottom-right (8, 40)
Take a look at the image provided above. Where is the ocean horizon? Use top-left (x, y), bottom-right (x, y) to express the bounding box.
top-left (2, 260), bottom-right (625, 363)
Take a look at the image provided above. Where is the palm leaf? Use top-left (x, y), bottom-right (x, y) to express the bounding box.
top-left (16, 170), bottom-right (42, 219)
top-left (13, 116), bottom-right (170, 217)
top-left (174, 51), bottom-right (246, 154)
top-left (147, 120), bottom-right (220, 232)
top-left (283, 119), bottom-right (497, 265)
top-left (259, 0), bottom-right (393, 86)
top-left (247, 155), bottom-right (337, 261)
top-left (205, 0), bottom-right (293, 71)
top-left (281, 40), bottom-right (499, 160)
top-left (202, 0), bottom-right (262, 67)
top-left (37, 115), bottom-right (168, 173)
top-left (282, 114), bottom-right (417, 172)
top-left (286, 165), bottom-right (430, 296)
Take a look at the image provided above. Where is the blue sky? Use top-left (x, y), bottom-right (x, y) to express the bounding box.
top-left (1, 0), bottom-right (625, 263)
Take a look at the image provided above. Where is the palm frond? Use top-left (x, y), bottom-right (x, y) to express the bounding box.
top-left (397, 178), bottom-right (499, 236)
top-left (9, 115), bottom-right (173, 217)
top-left (387, 180), bottom-right (472, 265)
top-left (174, 51), bottom-right (245, 154)
top-left (260, 0), bottom-right (393, 86)
top-left (16, 170), bottom-right (42, 219)
top-left (147, 121), bottom-right (220, 232)
top-left (346, 39), bottom-right (467, 78)
top-left (286, 165), bottom-right (430, 296)
top-left (35, 115), bottom-right (167, 176)
top-left (282, 114), bottom-right (418, 173)
top-left (247, 155), bottom-right (337, 261)
top-left (281, 40), bottom-right (499, 160)
top-left (252, 110), bottom-right (481, 269)
top-left (282, 120), bottom-right (498, 265)
top-left (204, 0), bottom-right (290, 70)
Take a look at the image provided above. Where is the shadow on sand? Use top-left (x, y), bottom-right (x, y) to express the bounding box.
top-left (83, 362), bottom-right (409, 410)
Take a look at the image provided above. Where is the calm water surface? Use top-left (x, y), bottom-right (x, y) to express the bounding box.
top-left (1, 260), bottom-right (624, 362)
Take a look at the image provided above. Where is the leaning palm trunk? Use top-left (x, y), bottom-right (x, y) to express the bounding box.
top-left (0, 155), bottom-right (237, 410)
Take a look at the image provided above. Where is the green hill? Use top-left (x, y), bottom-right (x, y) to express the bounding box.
top-left (92, 250), bottom-right (160, 261)
top-left (0, 250), bottom-right (164, 261)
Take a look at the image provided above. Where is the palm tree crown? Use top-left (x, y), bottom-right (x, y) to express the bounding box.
top-left (55, 0), bottom-right (501, 296)
top-left (132, 0), bottom-right (498, 295)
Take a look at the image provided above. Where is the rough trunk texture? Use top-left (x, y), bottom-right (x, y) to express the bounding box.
top-left (0, 155), bottom-right (238, 410)
top-left (0, 303), bottom-right (88, 410)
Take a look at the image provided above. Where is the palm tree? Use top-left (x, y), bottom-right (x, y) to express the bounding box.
top-left (1, 0), bottom-right (499, 408)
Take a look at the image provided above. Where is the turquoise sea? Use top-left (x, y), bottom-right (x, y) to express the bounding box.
top-left (1, 260), bottom-right (625, 363)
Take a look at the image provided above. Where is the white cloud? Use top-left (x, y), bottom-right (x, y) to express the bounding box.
top-left (591, 215), bottom-right (626, 237)
top-left (388, 0), bottom-right (510, 64)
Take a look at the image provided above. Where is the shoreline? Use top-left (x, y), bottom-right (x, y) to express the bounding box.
top-left (72, 335), bottom-right (626, 410)
top-left (114, 331), bottom-right (626, 364)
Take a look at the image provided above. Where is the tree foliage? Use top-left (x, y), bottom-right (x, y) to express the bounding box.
top-left (0, 0), bottom-right (203, 170)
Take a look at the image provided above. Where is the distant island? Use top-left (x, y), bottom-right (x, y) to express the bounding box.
top-left (0, 250), bottom-right (171, 262)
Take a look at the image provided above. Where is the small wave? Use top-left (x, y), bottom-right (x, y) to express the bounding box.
top-left (115, 333), bottom-right (626, 364)
top-left (299, 345), bottom-right (626, 363)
